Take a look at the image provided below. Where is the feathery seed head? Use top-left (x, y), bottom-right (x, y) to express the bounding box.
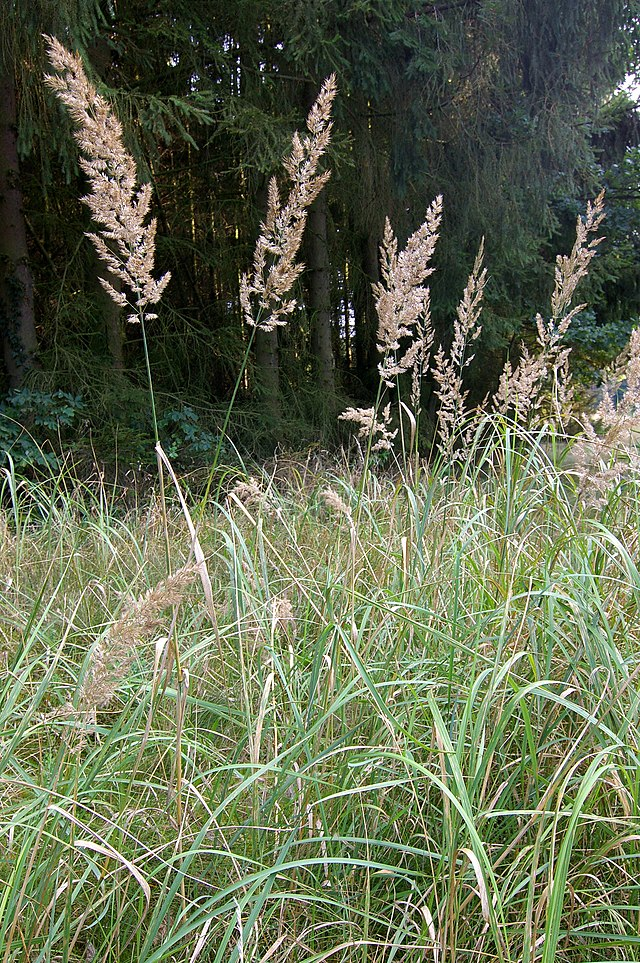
top-left (376, 196), bottom-right (442, 386)
top-left (432, 239), bottom-right (486, 457)
top-left (320, 488), bottom-right (352, 519)
top-left (339, 403), bottom-right (397, 452)
top-left (240, 75), bottom-right (336, 332)
top-left (338, 199), bottom-right (442, 455)
top-left (44, 36), bottom-right (171, 321)
top-left (77, 566), bottom-right (198, 712)
top-left (493, 192), bottom-right (605, 421)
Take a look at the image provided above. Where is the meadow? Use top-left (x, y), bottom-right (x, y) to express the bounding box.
top-left (1, 39), bottom-right (640, 963)
top-left (2, 422), bottom-right (640, 963)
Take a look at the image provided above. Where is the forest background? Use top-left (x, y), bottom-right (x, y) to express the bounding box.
top-left (2, 0), bottom-right (640, 470)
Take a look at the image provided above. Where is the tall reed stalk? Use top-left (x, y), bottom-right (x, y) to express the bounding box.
top-left (45, 38), bottom-right (194, 900)
top-left (198, 75), bottom-right (336, 510)
top-left (45, 37), bottom-right (171, 446)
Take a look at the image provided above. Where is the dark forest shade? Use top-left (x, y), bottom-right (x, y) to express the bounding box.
top-left (2, 0), bottom-right (639, 438)
top-left (0, 69), bottom-right (37, 387)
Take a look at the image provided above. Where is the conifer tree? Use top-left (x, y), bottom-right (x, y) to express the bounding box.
top-left (0, 1), bottom-right (107, 387)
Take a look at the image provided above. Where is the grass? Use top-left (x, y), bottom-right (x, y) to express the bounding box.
top-left (2, 419), bottom-right (640, 962)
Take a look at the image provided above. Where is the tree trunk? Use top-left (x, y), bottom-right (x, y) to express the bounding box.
top-left (306, 189), bottom-right (335, 398)
top-left (94, 247), bottom-right (125, 370)
top-left (353, 229), bottom-right (380, 391)
top-left (0, 69), bottom-right (38, 388)
top-left (255, 327), bottom-right (281, 425)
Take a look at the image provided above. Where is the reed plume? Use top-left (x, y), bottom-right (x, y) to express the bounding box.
top-left (493, 192), bottom-right (605, 421)
top-left (44, 37), bottom-right (171, 326)
top-left (239, 76), bottom-right (337, 332)
top-left (320, 487), bottom-right (352, 519)
top-left (339, 403), bottom-right (397, 453)
top-left (339, 199), bottom-right (442, 452)
top-left (375, 197), bottom-right (441, 388)
top-left (571, 326), bottom-right (640, 502)
top-left (78, 566), bottom-right (198, 712)
top-left (432, 239), bottom-right (486, 458)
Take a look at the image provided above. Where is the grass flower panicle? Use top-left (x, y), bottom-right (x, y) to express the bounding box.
top-left (550, 191), bottom-right (606, 325)
top-left (339, 402), bottom-right (397, 452)
top-left (44, 37), bottom-right (171, 325)
top-left (339, 199), bottom-right (442, 464)
top-left (494, 191), bottom-right (605, 421)
top-left (431, 239), bottom-right (486, 457)
top-left (571, 326), bottom-right (640, 501)
top-left (77, 565), bottom-right (198, 712)
top-left (239, 75), bottom-right (337, 332)
top-left (375, 197), bottom-right (442, 387)
top-left (320, 487), bottom-right (352, 519)
top-left (492, 344), bottom-right (548, 422)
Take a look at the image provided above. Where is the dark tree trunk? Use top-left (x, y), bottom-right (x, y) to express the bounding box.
top-left (306, 189), bottom-right (335, 398)
top-left (255, 326), bottom-right (281, 424)
top-left (0, 69), bottom-right (38, 388)
top-left (94, 248), bottom-right (125, 370)
top-left (353, 230), bottom-right (380, 390)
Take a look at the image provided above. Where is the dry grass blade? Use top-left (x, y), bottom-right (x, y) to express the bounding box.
top-left (155, 442), bottom-right (217, 631)
top-left (74, 838), bottom-right (151, 904)
top-left (459, 847), bottom-right (490, 923)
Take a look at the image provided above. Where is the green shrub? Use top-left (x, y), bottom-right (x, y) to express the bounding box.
top-left (0, 388), bottom-right (86, 471)
top-left (158, 404), bottom-right (222, 465)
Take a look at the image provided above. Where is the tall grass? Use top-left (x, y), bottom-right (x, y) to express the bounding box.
top-left (2, 426), bottom-right (640, 962)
